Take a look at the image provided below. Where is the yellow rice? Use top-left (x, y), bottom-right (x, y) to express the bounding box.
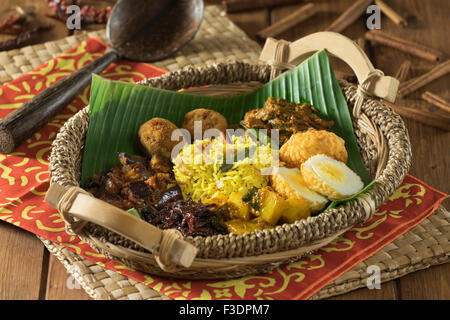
top-left (173, 135), bottom-right (274, 201)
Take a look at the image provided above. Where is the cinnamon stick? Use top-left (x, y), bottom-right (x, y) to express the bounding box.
top-left (223, 0), bottom-right (303, 13)
top-left (257, 3), bottom-right (318, 39)
top-left (398, 60), bottom-right (450, 98)
top-left (365, 30), bottom-right (444, 63)
top-left (326, 0), bottom-right (373, 33)
top-left (394, 60), bottom-right (411, 82)
top-left (383, 99), bottom-right (450, 131)
top-left (374, 0), bottom-right (407, 26)
top-left (421, 91), bottom-right (450, 114)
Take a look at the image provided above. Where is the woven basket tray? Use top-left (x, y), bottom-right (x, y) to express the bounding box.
top-left (38, 205), bottom-right (449, 300)
top-left (48, 32), bottom-right (412, 279)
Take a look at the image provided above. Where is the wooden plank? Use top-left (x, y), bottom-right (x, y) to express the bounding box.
top-left (398, 264), bottom-right (450, 300)
top-left (369, 0), bottom-right (450, 300)
top-left (227, 8), bottom-right (270, 43)
top-left (45, 254), bottom-right (91, 300)
top-left (0, 0), bottom-right (68, 46)
top-left (269, 1), bottom-right (398, 300)
top-left (328, 281), bottom-right (398, 300)
top-left (0, 221), bottom-right (47, 299)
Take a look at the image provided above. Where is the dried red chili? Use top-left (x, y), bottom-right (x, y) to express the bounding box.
top-left (142, 192), bottom-right (227, 237)
top-left (47, 0), bottom-right (112, 25)
top-left (0, 14), bottom-right (26, 35)
top-left (0, 25), bottom-right (52, 51)
top-left (84, 153), bottom-right (227, 237)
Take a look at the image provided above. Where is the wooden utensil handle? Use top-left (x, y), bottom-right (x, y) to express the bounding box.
top-left (0, 49), bottom-right (120, 154)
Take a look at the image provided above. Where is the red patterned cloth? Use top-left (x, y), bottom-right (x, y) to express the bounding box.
top-left (0, 38), bottom-right (447, 300)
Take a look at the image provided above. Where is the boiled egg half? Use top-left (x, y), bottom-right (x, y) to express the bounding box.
top-left (270, 166), bottom-right (328, 213)
top-left (301, 154), bottom-right (364, 200)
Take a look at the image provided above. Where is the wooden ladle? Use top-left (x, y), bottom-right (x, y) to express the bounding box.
top-left (0, 0), bottom-right (204, 154)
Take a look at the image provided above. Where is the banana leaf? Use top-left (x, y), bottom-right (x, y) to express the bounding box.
top-left (81, 50), bottom-right (371, 185)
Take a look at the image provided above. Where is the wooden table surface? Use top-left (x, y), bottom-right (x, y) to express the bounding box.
top-left (0, 0), bottom-right (448, 300)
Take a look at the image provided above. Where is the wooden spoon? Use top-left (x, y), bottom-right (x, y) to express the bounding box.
top-left (0, 0), bottom-right (204, 153)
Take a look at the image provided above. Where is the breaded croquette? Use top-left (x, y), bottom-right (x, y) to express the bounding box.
top-left (279, 129), bottom-right (348, 168)
top-left (181, 108), bottom-right (228, 140)
top-left (138, 117), bottom-right (180, 158)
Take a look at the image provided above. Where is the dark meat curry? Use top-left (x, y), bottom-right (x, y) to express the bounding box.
top-left (84, 152), bottom-right (175, 209)
top-left (242, 97), bottom-right (334, 145)
top-left (84, 152), bottom-right (226, 237)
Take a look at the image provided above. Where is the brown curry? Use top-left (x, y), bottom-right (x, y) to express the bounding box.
top-left (242, 97), bottom-right (334, 145)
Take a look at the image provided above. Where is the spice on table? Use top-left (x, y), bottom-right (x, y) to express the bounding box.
top-left (47, 0), bottom-right (112, 25)
top-left (325, 0), bottom-right (373, 33)
top-left (257, 3), bottom-right (318, 39)
top-left (394, 60), bottom-right (411, 82)
top-left (222, 0), bottom-right (303, 13)
top-left (421, 91), bottom-right (450, 114)
top-left (0, 25), bottom-right (52, 51)
top-left (365, 30), bottom-right (444, 63)
top-left (79, 4), bottom-right (112, 24)
top-left (383, 99), bottom-right (450, 131)
top-left (398, 60), bottom-right (450, 98)
top-left (375, 0), bottom-right (407, 26)
top-left (0, 6), bottom-right (32, 35)
top-left (0, 14), bottom-right (26, 35)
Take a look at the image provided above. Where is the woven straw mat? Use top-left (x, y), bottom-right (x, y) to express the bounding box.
top-left (0, 6), bottom-right (261, 83)
top-left (1, 5), bottom-right (448, 299)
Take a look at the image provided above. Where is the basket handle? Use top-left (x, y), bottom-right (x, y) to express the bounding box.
top-left (45, 183), bottom-right (198, 270)
top-left (259, 31), bottom-right (399, 102)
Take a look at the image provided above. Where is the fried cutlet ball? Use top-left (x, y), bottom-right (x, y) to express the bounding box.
top-left (279, 129), bottom-right (348, 168)
top-left (138, 118), bottom-right (180, 159)
top-left (181, 108), bottom-right (228, 140)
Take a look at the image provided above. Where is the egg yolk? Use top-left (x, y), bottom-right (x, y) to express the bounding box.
top-left (312, 160), bottom-right (348, 186)
top-left (283, 170), bottom-right (302, 182)
top-left (282, 170), bottom-right (311, 193)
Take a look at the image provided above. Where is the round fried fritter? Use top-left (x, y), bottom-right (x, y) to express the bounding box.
top-left (138, 118), bottom-right (180, 159)
top-left (279, 129), bottom-right (348, 168)
top-left (181, 108), bottom-right (228, 140)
